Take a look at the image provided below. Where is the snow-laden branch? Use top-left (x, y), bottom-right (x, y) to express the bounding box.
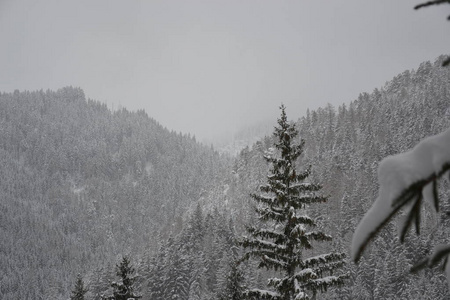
top-left (305, 231), bottom-right (332, 242)
top-left (352, 127), bottom-right (450, 293)
top-left (245, 238), bottom-right (287, 251)
top-left (244, 288), bottom-right (280, 300)
top-left (294, 268), bottom-right (317, 282)
top-left (247, 227), bottom-right (285, 240)
top-left (303, 253), bottom-right (347, 268)
top-left (294, 278), bottom-right (309, 300)
top-left (290, 194), bottom-right (328, 206)
top-left (352, 128), bottom-right (450, 263)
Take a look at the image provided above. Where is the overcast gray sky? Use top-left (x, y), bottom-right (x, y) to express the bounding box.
top-left (0, 0), bottom-right (449, 143)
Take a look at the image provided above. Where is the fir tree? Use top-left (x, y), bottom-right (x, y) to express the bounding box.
top-left (163, 248), bottom-right (190, 300)
top-left (218, 260), bottom-right (246, 300)
top-left (106, 256), bottom-right (141, 300)
top-left (70, 274), bottom-right (88, 300)
top-left (241, 105), bottom-right (347, 300)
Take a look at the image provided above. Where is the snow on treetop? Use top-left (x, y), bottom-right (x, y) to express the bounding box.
top-left (352, 127), bottom-right (450, 262)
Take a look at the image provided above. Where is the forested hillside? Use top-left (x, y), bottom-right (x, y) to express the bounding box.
top-left (0, 87), bottom-right (229, 299)
top-left (191, 56), bottom-right (450, 299)
top-left (2, 56), bottom-right (450, 299)
top-left (296, 56), bottom-right (450, 298)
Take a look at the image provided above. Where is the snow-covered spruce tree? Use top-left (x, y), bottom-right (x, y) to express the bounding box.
top-left (241, 105), bottom-right (347, 300)
top-left (70, 274), bottom-right (88, 300)
top-left (218, 246), bottom-right (246, 300)
top-left (105, 256), bottom-right (141, 300)
top-left (218, 260), bottom-right (246, 300)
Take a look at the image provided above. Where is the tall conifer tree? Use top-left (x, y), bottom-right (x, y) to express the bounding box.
top-left (218, 260), bottom-right (246, 300)
top-left (70, 274), bottom-right (88, 300)
top-left (105, 256), bottom-right (141, 300)
top-left (241, 105), bottom-right (347, 299)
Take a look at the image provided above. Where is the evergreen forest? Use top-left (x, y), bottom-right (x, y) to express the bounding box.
top-left (2, 56), bottom-right (450, 299)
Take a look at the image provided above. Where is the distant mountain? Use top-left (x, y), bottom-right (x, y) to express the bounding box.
top-left (0, 87), bottom-right (229, 299)
top-left (207, 119), bottom-right (274, 156)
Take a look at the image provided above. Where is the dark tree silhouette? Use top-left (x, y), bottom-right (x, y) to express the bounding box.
top-left (105, 256), bottom-right (141, 300)
top-left (70, 274), bottom-right (88, 300)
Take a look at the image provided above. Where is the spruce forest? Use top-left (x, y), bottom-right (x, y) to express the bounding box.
top-left (1, 56), bottom-right (450, 299)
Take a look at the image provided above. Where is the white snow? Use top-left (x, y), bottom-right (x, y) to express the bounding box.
top-left (293, 224), bottom-right (306, 234)
top-left (294, 268), bottom-right (316, 281)
top-left (289, 206), bottom-right (296, 218)
top-left (294, 278), bottom-right (308, 300)
top-left (352, 127), bottom-right (450, 262)
top-left (255, 239), bottom-right (287, 250)
top-left (263, 255), bottom-right (287, 268)
top-left (247, 289), bottom-right (279, 297)
top-left (446, 256), bottom-right (450, 290)
top-left (313, 275), bottom-right (340, 284)
top-left (290, 182), bottom-right (312, 189)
